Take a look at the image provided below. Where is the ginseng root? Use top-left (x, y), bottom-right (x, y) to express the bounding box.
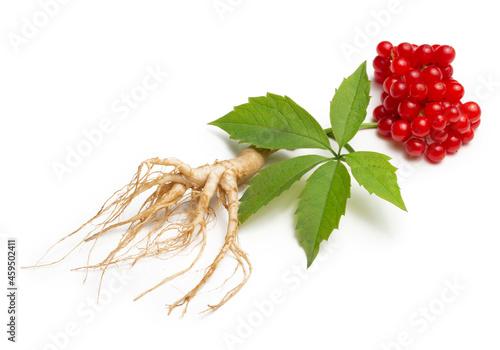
top-left (33, 147), bottom-right (269, 316)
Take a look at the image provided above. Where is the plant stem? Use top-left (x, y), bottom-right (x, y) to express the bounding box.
top-left (343, 142), bottom-right (355, 154)
top-left (360, 122), bottom-right (378, 129)
top-left (323, 129), bottom-right (356, 154)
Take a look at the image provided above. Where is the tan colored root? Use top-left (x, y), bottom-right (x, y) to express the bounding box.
top-left (31, 147), bottom-right (268, 315)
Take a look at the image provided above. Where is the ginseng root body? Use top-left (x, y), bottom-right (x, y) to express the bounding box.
top-left (37, 147), bottom-right (268, 316)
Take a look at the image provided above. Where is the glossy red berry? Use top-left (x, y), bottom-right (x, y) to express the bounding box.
top-left (391, 120), bottom-right (412, 142)
top-left (383, 76), bottom-right (400, 94)
top-left (427, 81), bottom-right (447, 101)
top-left (396, 42), bottom-right (414, 62)
top-left (430, 129), bottom-right (448, 143)
top-left (403, 69), bottom-right (423, 85)
top-left (422, 66), bottom-right (443, 84)
top-left (461, 101), bottom-right (481, 123)
top-left (443, 106), bottom-right (460, 123)
top-left (390, 81), bottom-right (409, 99)
top-left (450, 114), bottom-right (471, 134)
top-left (444, 81), bottom-right (465, 103)
top-left (426, 143), bottom-right (446, 163)
top-left (441, 100), bottom-right (452, 109)
top-left (373, 56), bottom-right (391, 72)
top-left (415, 44), bottom-right (435, 66)
top-left (429, 113), bottom-right (447, 130)
top-left (471, 119), bottom-right (481, 130)
top-left (376, 41), bottom-right (393, 58)
top-left (435, 45), bottom-right (456, 66)
top-left (390, 57), bottom-right (411, 76)
top-left (443, 133), bottom-right (462, 154)
top-left (406, 138), bottom-right (426, 157)
top-left (409, 82), bottom-right (428, 101)
top-left (411, 116), bottom-right (431, 137)
top-left (398, 99), bottom-right (420, 121)
top-left (460, 128), bottom-right (474, 144)
top-left (383, 95), bottom-right (400, 113)
top-left (423, 102), bottom-right (443, 118)
top-left (373, 105), bottom-right (388, 121)
top-left (377, 116), bottom-right (397, 137)
top-left (381, 91), bottom-right (389, 104)
top-left (439, 64), bottom-right (454, 80)
top-left (374, 71), bottom-right (390, 84)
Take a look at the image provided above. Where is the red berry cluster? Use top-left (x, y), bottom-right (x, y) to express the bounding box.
top-left (372, 41), bottom-right (481, 163)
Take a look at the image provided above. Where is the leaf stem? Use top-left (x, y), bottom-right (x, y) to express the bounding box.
top-left (360, 122), bottom-right (378, 129)
top-left (323, 129), bottom-right (355, 154)
top-left (343, 143), bottom-right (356, 154)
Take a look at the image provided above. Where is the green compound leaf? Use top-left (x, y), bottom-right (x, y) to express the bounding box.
top-left (209, 93), bottom-right (332, 151)
top-left (330, 61), bottom-right (371, 150)
top-left (343, 151), bottom-right (406, 211)
top-left (295, 160), bottom-right (351, 267)
top-left (238, 155), bottom-right (329, 224)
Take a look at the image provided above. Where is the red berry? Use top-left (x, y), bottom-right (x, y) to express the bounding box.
top-left (403, 69), bottom-right (423, 85)
top-left (461, 101), bottom-right (481, 123)
top-left (406, 138), bottom-right (426, 157)
top-left (383, 76), bottom-right (400, 94)
top-left (441, 100), bottom-right (452, 110)
top-left (411, 116), bottom-right (431, 138)
top-left (443, 132), bottom-right (462, 153)
top-left (415, 44), bottom-right (435, 66)
top-left (439, 65), bottom-right (454, 80)
top-left (430, 129), bottom-right (448, 143)
top-left (374, 71), bottom-right (390, 84)
top-left (444, 81), bottom-right (465, 103)
top-left (461, 128), bottom-right (474, 144)
top-left (450, 114), bottom-right (471, 134)
top-left (409, 82), bottom-right (428, 101)
top-left (377, 116), bottom-right (397, 137)
top-left (398, 99), bottom-right (420, 121)
top-left (390, 57), bottom-right (411, 76)
top-left (373, 55), bottom-right (391, 72)
top-left (422, 66), bottom-right (443, 84)
top-left (377, 41), bottom-right (394, 58)
top-left (373, 105), bottom-right (388, 121)
top-left (426, 143), bottom-right (446, 163)
top-left (471, 119), bottom-right (481, 130)
top-left (391, 120), bottom-right (412, 142)
top-left (435, 45), bottom-right (456, 66)
top-left (390, 81), bottom-right (409, 99)
top-left (429, 113), bottom-right (447, 130)
top-left (443, 106), bottom-right (460, 123)
top-left (383, 95), bottom-right (400, 113)
top-left (396, 42), bottom-right (414, 62)
top-left (381, 91), bottom-right (389, 104)
top-left (427, 81), bottom-right (447, 101)
top-left (423, 102), bottom-right (443, 118)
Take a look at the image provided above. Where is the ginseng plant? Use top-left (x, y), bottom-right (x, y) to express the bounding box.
top-left (33, 62), bottom-right (407, 316)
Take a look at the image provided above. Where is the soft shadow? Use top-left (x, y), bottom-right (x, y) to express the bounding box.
top-left (345, 187), bottom-right (395, 238)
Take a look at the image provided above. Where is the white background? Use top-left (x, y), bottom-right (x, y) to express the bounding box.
top-left (1, 1), bottom-right (499, 349)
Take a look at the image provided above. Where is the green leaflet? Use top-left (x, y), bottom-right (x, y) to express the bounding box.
top-left (330, 61), bottom-right (371, 150)
top-left (295, 161), bottom-right (351, 267)
top-left (238, 155), bottom-right (329, 224)
top-left (209, 93), bottom-right (332, 151)
top-left (344, 151), bottom-right (406, 211)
